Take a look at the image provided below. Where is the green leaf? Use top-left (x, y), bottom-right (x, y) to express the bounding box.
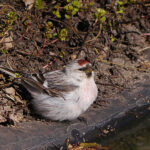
top-left (64, 5), bottom-right (69, 10)
top-left (110, 35), bottom-right (115, 42)
top-left (35, 0), bottom-right (44, 10)
top-left (54, 3), bottom-right (61, 9)
top-left (7, 11), bottom-right (18, 25)
top-left (14, 73), bottom-right (21, 78)
top-left (95, 8), bottom-right (106, 22)
top-left (65, 14), bottom-right (70, 19)
top-left (47, 21), bottom-right (53, 27)
top-left (46, 33), bottom-right (53, 38)
top-left (89, 2), bottom-right (94, 6)
top-left (71, 8), bottom-right (78, 15)
top-left (59, 28), bottom-right (68, 41)
top-left (1, 49), bottom-right (8, 54)
top-left (53, 10), bottom-right (61, 18)
top-left (53, 32), bottom-right (58, 37)
top-left (117, 9), bottom-right (124, 14)
top-left (100, 16), bottom-right (106, 23)
top-left (72, 0), bottom-right (81, 8)
top-left (68, 4), bottom-right (74, 10)
top-left (117, 0), bottom-right (123, 6)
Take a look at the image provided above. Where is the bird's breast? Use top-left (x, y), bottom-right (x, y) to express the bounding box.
top-left (78, 78), bottom-right (98, 112)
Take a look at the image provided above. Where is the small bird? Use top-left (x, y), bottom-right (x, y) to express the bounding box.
top-left (0, 59), bottom-right (98, 121)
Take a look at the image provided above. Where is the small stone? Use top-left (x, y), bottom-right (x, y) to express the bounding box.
top-left (5, 87), bottom-right (16, 96)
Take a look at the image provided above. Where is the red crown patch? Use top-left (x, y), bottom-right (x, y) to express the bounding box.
top-left (78, 59), bottom-right (89, 66)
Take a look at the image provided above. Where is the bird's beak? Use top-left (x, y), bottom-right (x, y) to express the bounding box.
top-left (84, 65), bottom-right (93, 77)
top-left (84, 67), bottom-right (92, 74)
top-left (78, 64), bottom-right (93, 77)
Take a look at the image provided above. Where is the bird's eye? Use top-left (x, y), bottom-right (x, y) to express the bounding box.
top-left (78, 64), bottom-right (92, 71)
top-left (78, 67), bottom-right (87, 71)
top-left (79, 66), bottom-right (92, 78)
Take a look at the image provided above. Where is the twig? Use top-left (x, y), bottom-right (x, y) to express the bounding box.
top-left (138, 46), bottom-right (150, 53)
top-left (85, 24), bottom-right (102, 43)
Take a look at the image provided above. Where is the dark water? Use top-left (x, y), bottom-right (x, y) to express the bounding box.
top-left (101, 110), bottom-right (150, 150)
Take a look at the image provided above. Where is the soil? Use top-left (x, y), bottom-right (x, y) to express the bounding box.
top-left (0, 0), bottom-right (150, 126)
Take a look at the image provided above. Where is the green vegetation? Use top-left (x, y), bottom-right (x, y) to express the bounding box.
top-left (59, 28), bottom-right (68, 41)
top-left (64, 0), bottom-right (82, 19)
top-left (35, 0), bottom-right (44, 10)
top-left (0, 0), bottom-right (143, 44)
top-left (1, 49), bottom-right (8, 54)
top-left (95, 8), bottom-right (106, 23)
top-left (44, 21), bottom-right (57, 39)
top-left (7, 11), bottom-right (18, 25)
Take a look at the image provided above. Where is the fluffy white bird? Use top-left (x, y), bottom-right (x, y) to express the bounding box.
top-left (0, 59), bottom-right (98, 121)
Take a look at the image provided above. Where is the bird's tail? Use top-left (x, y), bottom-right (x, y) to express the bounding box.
top-left (0, 66), bottom-right (19, 78)
top-left (0, 66), bottom-right (46, 94)
top-left (0, 67), bottom-right (65, 97)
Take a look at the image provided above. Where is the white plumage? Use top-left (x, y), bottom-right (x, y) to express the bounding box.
top-left (0, 59), bottom-right (98, 121)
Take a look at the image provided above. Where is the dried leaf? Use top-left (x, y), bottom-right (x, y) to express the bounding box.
top-left (3, 31), bottom-right (13, 49)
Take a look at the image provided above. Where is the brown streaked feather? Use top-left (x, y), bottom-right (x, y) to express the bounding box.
top-left (43, 70), bottom-right (78, 92)
top-left (0, 66), bottom-right (77, 98)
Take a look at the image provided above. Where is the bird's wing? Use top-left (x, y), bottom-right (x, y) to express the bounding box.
top-left (43, 70), bottom-right (78, 93)
top-left (44, 70), bottom-right (78, 92)
top-left (22, 69), bottom-right (78, 97)
top-left (0, 66), bottom-right (78, 97)
top-left (0, 66), bottom-right (47, 94)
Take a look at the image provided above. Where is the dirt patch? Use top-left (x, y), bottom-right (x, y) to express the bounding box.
top-left (0, 0), bottom-right (150, 126)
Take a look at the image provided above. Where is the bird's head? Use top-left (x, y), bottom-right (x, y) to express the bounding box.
top-left (65, 59), bottom-right (93, 78)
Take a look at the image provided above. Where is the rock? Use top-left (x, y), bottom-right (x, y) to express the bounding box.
top-left (5, 87), bottom-right (16, 96)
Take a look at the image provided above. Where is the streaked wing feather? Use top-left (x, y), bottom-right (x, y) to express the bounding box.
top-left (44, 70), bottom-right (78, 92)
top-left (0, 66), bottom-right (78, 96)
top-left (22, 78), bottom-right (62, 97)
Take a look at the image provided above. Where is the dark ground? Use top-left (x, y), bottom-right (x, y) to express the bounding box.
top-left (0, 0), bottom-right (150, 126)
